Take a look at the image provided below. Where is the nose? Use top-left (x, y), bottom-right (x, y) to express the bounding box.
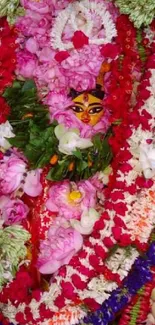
top-left (81, 111), bottom-right (90, 123)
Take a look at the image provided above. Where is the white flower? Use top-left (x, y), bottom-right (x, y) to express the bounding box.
top-left (98, 166), bottom-right (113, 185)
top-left (139, 141), bottom-right (155, 178)
top-left (55, 124), bottom-right (93, 155)
top-left (70, 208), bottom-right (100, 235)
top-left (0, 121), bottom-right (15, 150)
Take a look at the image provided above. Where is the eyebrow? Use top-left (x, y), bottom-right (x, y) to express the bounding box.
top-left (89, 103), bottom-right (103, 107)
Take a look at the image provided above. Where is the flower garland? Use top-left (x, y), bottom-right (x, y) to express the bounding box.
top-left (50, 0), bottom-right (117, 50)
top-left (0, 18), bottom-right (17, 94)
top-left (78, 240), bottom-right (155, 325)
top-left (0, 1), bottom-right (155, 325)
top-left (0, 17), bottom-right (17, 123)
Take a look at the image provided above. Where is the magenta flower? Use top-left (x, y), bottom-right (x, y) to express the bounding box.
top-left (37, 221), bottom-right (83, 274)
top-left (0, 196), bottom-right (29, 226)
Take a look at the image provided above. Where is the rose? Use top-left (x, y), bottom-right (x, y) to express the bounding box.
top-left (0, 196), bottom-right (29, 225)
top-left (0, 154), bottom-right (27, 194)
top-left (37, 224), bottom-right (83, 274)
top-left (54, 124), bottom-right (93, 155)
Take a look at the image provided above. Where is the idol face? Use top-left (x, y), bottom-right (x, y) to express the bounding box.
top-left (69, 92), bottom-right (104, 126)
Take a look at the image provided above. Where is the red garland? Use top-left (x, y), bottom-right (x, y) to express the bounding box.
top-left (0, 17), bottom-right (17, 124)
top-left (0, 18), bottom-right (17, 93)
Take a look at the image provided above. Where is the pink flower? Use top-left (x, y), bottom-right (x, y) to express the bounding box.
top-left (0, 196), bottom-right (29, 225)
top-left (23, 170), bottom-right (42, 197)
top-left (25, 38), bottom-right (39, 54)
top-left (20, 0), bottom-right (50, 14)
top-left (0, 152), bottom-right (42, 197)
top-left (17, 50), bottom-right (37, 78)
top-left (0, 154), bottom-right (27, 195)
top-left (46, 179), bottom-right (98, 220)
top-left (61, 45), bottom-right (103, 91)
top-left (16, 11), bottom-right (50, 39)
top-left (37, 222), bottom-right (83, 274)
top-left (46, 91), bottom-right (73, 114)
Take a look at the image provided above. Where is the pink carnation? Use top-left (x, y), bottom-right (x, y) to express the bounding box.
top-left (61, 45), bottom-right (103, 91)
top-left (17, 50), bottom-right (37, 78)
top-left (20, 0), bottom-right (50, 14)
top-left (37, 222), bottom-right (83, 274)
top-left (46, 91), bottom-right (73, 114)
top-left (46, 179), bottom-right (98, 220)
top-left (0, 196), bottom-right (29, 226)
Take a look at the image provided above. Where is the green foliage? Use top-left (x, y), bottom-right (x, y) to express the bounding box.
top-left (114, 0), bottom-right (155, 28)
top-left (0, 226), bottom-right (30, 289)
top-left (3, 79), bottom-right (49, 132)
top-left (0, 0), bottom-right (25, 25)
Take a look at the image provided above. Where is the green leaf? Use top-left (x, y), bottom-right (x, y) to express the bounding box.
top-left (72, 150), bottom-right (83, 160)
top-left (21, 79), bottom-right (36, 92)
top-left (92, 133), bottom-right (103, 152)
top-left (47, 161), bottom-right (68, 181)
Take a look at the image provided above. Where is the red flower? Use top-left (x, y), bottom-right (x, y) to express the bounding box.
top-left (119, 234), bottom-right (131, 246)
top-left (110, 191), bottom-right (124, 201)
top-left (55, 51), bottom-right (70, 63)
top-left (113, 202), bottom-right (128, 216)
top-left (112, 226), bottom-right (122, 240)
top-left (0, 97), bottom-right (10, 124)
top-left (78, 265), bottom-right (95, 277)
top-left (84, 298), bottom-right (100, 311)
top-left (94, 245), bottom-right (107, 259)
top-left (114, 216), bottom-right (126, 228)
top-left (61, 281), bottom-right (77, 299)
top-left (39, 303), bottom-right (54, 319)
top-left (100, 43), bottom-right (120, 59)
top-left (15, 312), bottom-right (26, 324)
top-left (103, 237), bottom-right (114, 248)
top-left (72, 274), bottom-right (87, 290)
top-left (31, 289), bottom-right (41, 301)
top-left (54, 295), bottom-right (65, 309)
top-left (72, 31), bottom-right (89, 49)
top-left (89, 255), bottom-right (100, 268)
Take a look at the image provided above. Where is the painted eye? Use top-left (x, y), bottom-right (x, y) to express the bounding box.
top-left (71, 106), bottom-right (84, 113)
top-left (89, 106), bottom-right (103, 114)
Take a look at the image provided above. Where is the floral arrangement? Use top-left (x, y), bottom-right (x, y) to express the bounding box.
top-left (0, 1), bottom-right (155, 325)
